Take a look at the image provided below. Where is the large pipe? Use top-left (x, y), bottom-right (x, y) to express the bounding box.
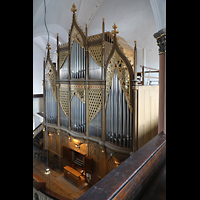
top-left (122, 93), bottom-right (126, 147)
top-left (130, 111), bottom-right (133, 149)
top-left (111, 77), bottom-right (114, 143)
top-left (107, 91), bottom-right (111, 141)
top-left (83, 103), bottom-right (86, 133)
top-left (115, 72), bottom-right (118, 145)
top-left (126, 103), bottom-right (130, 148)
top-left (118, 83), bottom-right (122, 146)
top-left (78, 98), bottom-right (82, 132)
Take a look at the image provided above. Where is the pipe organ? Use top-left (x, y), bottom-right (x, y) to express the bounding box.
top-left (43, 4), bottom-right (158, 182)
top-left (44, 3), bottom-right (135, 149)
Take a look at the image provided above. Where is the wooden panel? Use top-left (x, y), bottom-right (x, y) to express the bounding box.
top-left (85, 156), bottom-right (93, 173)
top-left (63, 146), bottom-right (72, 162)
top-left (138, 86), bottom-right (159, 149)
top-left (76, 132), bottom-right (166, 200)
top-left (33, 174), bottom-right (46, 190)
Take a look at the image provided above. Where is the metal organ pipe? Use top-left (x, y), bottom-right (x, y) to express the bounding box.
top-left (126, 100), bottom-right (130, 148)
top-left (71, 94), bottom-right (85, 133)
top-left (70, 40), bottom-right (85, 79)
top-left (105, 71), bottom-right (132, 148)
top-left (111, 77), bottom-right (114, 143)
top-left (45, 79), bottom-right (57, 124)
top-left (113, 72), bottom-right (117, 144)
top-left (122, 90), bottom-right (127, 147)
top-left (118, 81), bottom-right (122, 146)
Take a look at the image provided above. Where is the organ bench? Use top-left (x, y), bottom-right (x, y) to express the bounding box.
top-left (63, 166), bottom-right (85, 187)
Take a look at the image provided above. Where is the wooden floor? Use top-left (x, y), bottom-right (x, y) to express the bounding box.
top-left (33, 144), bottom-right (91, 200)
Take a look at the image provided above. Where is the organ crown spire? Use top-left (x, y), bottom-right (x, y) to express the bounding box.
top-left (111, 23), bottom-right (119, 36)
top-left (71, 3), bottom-right (77, 13)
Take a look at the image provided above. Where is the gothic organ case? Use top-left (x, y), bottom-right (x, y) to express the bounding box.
top-left (43, 4), bottom-right (159, 185)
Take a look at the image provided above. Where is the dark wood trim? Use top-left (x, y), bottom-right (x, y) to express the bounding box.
top-left (42, 187), bottom-right (71, 200)
top-left (33, 94), bottom-right (43, 98)
top-left (77, 132), bottom-right (166, 200)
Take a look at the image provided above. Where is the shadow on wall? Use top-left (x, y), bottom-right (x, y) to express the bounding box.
top-left (138, 121), bottom-right (158, 149)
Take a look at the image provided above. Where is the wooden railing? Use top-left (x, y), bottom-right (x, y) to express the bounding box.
top-left (77, 132), bottom-right (166, 200)
top-left (137, 65), bottom-right (159, 85)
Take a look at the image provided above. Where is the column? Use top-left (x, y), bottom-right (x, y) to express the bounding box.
top-left (101, 18), bottom-right (106, 142)
top-left (132, 41), bottom-right (138, 152)
top-left (154, 28), bottom-right (166, 134)
top-left (56, 33), bottom-right (60, 128)
top-left (85, 24), bottom-right (89, 137)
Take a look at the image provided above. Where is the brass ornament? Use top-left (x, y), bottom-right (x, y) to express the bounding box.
top-left (89, 88), bottom-right (102, 123)
top-left (105, 50), bottom-right (133, 112)
top-left (70, 25), bottom-right (84, 49)
top-left (111, 23), bottom-right (119, 35)
top-left (59, 50), bottom-right (69, 69)
top-left (60, 84), bottom-right (69, 118)
top-left (45, 60), bottom-right (57, 102)
top-left (71, 85), bottom-right (85, 104)
top-left (71, 3), bottom-right (77, 13)
top-left (88, 45), bottom-right (102, 67)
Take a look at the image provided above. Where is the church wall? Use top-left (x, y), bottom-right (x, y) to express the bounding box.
top-left (137, 85), bottom-right (159, 149)
top-left (33, 97), bottom-right (44, 114)
top-left (33, 43), bottom-right (44, 94)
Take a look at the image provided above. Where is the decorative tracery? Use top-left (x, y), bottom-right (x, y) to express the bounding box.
top-left (45, 59), bottom-right (57, 102)
top-left (105, 50), bottom-right (132, 112)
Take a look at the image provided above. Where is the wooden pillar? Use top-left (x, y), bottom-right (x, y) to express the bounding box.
top-left (68, 30), bottom-right (71, 131)
top-left (101, 18), bottom-right (106, 142)
top-left (132, 41), bottom-right (138, 152)
top-left (154, 29), bottom-right (166, 134)
top-left (85, 23), bottom-right (89, 137)
top-left (43, 57), bottom-right (46, 151)
top-left (56, 33), bottom-right (60, 128)
top-left (43, 57), bottom-right (46, 124)
top-left (56, 33), bottom-right (61, 164)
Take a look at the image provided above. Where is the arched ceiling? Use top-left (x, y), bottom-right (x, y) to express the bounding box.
top-left (33, 0), bottom-right (157, 60)
top-left (33, 0), bottom-right (165, 94)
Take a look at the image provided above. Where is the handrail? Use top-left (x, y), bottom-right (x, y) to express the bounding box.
top-left (33, 123), bottom-right (43, 138)
top-left (138, 65), bottom-right (159, 85)
top-left (77, 132), bottom-right (166, 200)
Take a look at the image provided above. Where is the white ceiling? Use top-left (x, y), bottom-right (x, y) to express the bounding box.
top-left (34, 0), bottom-right (158, 54)
top-left (33, 0), bottom-right (165, 94)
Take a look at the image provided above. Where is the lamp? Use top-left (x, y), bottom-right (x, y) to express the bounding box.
top-left (75, 143), bottom-right (83, 149)
top-left (45, 168), bottom-right (51, 175)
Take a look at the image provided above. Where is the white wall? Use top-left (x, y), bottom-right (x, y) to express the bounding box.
top-left (33, 43), bottom-right (44, 94)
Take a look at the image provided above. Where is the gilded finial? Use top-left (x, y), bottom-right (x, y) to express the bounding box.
top-left (47, 43), bottom-right (51, 50)
top-left (112, 23), bottom-right (117, 30)
top-left (134, 40), bottom-right (137, 50)
top-left (71, 3), bottom-right (77, 13)
top-left (111, 23), bottom-right (119, 36)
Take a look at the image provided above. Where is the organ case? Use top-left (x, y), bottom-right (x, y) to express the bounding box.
top-left (43, 4), bottom-right (159, 183)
